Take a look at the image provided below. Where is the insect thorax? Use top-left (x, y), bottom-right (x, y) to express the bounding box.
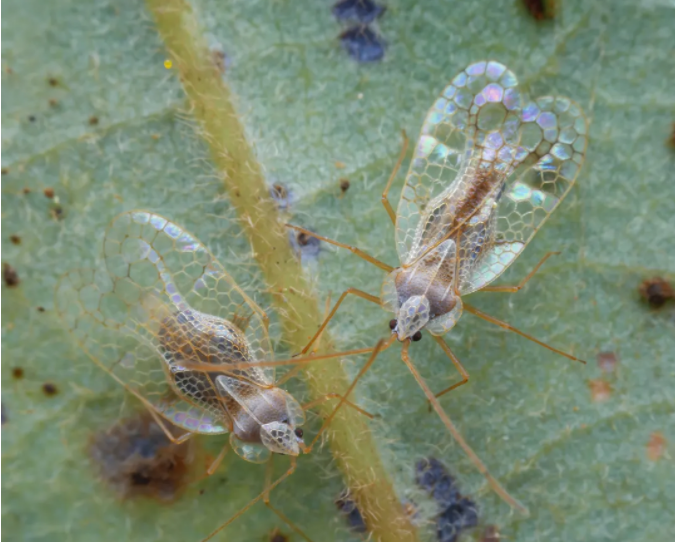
top-left (394, 247), bottom-right (459, 320)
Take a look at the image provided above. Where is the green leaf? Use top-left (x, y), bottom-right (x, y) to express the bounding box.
top-left (3, 1), bottom-right (674, 541)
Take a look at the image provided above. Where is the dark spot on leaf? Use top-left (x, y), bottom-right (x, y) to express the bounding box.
top-left (28, 115), bottom-right (36, 122)
top-left (596, 351), bottom-right (618, 374)
top-left (639, 277), bottom-right (674, 309)
top-left (1, 168), bottom-right (8, 175)
top-left (199, 488), bottom-right (205, 495)
top-left (415, 457), bottom-right (479, 542)
top-left (335, 489), bottom-right (368, 533)
top-left (269, 528), bottom-right (288, 542)
top-left (22, 187), bottom-right (31, 194)
top-left (42, 382), bottom-right (58, 396)
top-left (3, 263), bottom-right (20, 287)
top-left (270, 182), bottom-right (294, 210)
top-left (89, 411), bottom-right (195, 502)
top-left (339, 26), bottom-right (386, 63)
top-left (37, 306), bottom-right (46, 312)
top-left (48, 77), bottom-right (59, 87)
top-left (49, 98), bottom-right (59, 107)
top-left (50, 203), bottom-right (65, 220)
top-left (332, 0), bottom-right (386, 24)
top-left (290, 229), bottom-right (321, 261)
top-left (12, 367), bottom-right (25, 379)
top-left (668, 123), bottom-right (675, 149)
top-left (43, 187), bottom-right (55, 199)
top-left (10, 235), bottom-right (21, 245)
top-left (339, 178), bottom-right (351, 194)
top-left (89, 116), bottom-right (99, 126)
top-left (522, 0), bottom-right (556, 20)
top-left (211, 48), bottom-right (228, 73)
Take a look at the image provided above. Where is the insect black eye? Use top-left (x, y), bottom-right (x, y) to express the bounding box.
top-left (389, 319), bottom-right (397, 330)
top-left (294, 428), bottom-right (304, 439)
top-left (412, 331), bottom-right (423, 342)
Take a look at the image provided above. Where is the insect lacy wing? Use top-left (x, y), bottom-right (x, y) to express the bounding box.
top-left (395, 61), bottom-right (525, 266)
top-left (102, 211), bottom-right (274, 385)
top-left (55, 267), bottom-right (229, 435)
top-left (459, 96), bottom-right (588, 295)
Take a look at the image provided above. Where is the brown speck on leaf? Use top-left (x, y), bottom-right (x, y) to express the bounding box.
top-left (89, 411), bottom-right (195, 502)
top-left (639, 277), bottom-right (674, 309)
top-left (522, 0), bottom-right (556, 20)
top-left (50, 204), bottom-right (65, 220)
top-left (37, 306), bottom-right (46, 312)
top-left (212, 49), bottom-right (227, 73)
top-left (335, 161), bottom-right (346, 169)
top-left (481, 525), bottom-right (502, 542)
top-left (588, 379), bottom-right (611, 403)
top-left (89, 116), bottom-right (99, 126)
top-left (48, 77), bottom-right (59, 87)
top-left (48, 98), bottom-right (59, 107)
top-left (339, 178), bottom-right (351, 194)
top-left (271, 183), bottom-right (287, 200)
top-left (668, 123), bottom-right (675, 149)
top-left (43, 187), bottom-right (55, 199)
top-left (597, 351), bottom-right (619, 374)
top-left (151, 134), bottom-right (161, 140)
top-left (3, 263), bottom-right (20, 287)
top-left (297, 232), bottom-right (310, 246)
top-left (1, 168), bottom-right (8, 175)
top-left (42, 382), bottom-right (58, 396)
top-left (22, 187), bottom-right (31, 194)
top-left (10, 235), bottom-right (21, 245)
top-left (28, 115), bottom-right (36, 122)
top-left (12, 367), bottom-right (25, 379)
top-left (646, 432), bottom-right (667, 462)
top-left (269, 528), bottom-right (288, 542)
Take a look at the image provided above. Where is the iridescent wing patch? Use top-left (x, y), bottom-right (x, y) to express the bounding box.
top-left (460, 96), bottom-right (587, 294)
top-left (394, 61), bottom-right (587, 294)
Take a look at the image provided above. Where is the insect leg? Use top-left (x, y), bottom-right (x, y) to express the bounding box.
top-left (285, 224), bottom-right (394, 272)
top-left (301, 337), bottom-right (393, 454)
top-left (301, 394), bottom-right (375, 419)
top-left (141, 399), bottom-right (193, 445)
top-left (205, 441), bottom-right (229, 476)
top-left (381, 129), bottom-right (410, 225)
top-left (180, 345), bottom-right (379, 375)
top-left (400, 341), bottom-right (529, 515)
top-left (463, 303), bottom-right (587, 364)
top-left (300, 287), bottom-right (382, 354)
top-left (263, 458), bottom-right (314, 542)
top-left (479, 251), bottom-right (560, 293)
top-left (431, 335), bottom-right (470, 398)
top-left (200, 457), bottom-right (297, 542)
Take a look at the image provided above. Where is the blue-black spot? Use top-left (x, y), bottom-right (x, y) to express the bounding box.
top-left (339, 26), bottom-right (386, 63)
top-left (335, 490), bottom-right (368, 533)
top-left (332, 0), bottom-right (386, 24)
top-left (415, 457), bottom-right (479, 542)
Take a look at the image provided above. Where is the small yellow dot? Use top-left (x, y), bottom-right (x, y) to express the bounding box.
top-left (164, 59), bottom-right (173, 69)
